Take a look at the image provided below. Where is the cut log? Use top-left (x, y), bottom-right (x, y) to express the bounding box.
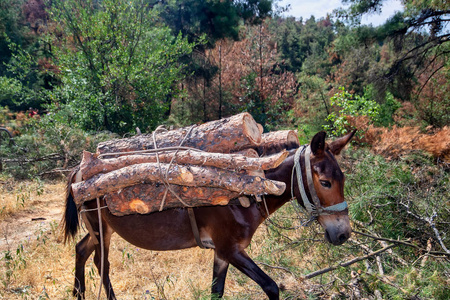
top-left (234, 148), bottom-right (259, 158)
top-left (72, 163), bottom-right (286, 204)
top-left (257, 123), bottom-right (264, 135)
top-left (79, 150), bottom-right (288, 180)
top-left (104, 183), bottom-right (240, 216)
top-left (96, 113), bottom-right (262, 156)
top-left (257, 130), bottom-right (299, 156)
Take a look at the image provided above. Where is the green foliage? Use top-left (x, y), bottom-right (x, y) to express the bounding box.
top-left (275, 16), bottom-right (335, 76)
top-left (0, 0), bottom-right (36, 75)
top-left (0, 36), bottom-right (50, 110)
top-left (376, 90), bottom-right (401, 127)
top-left (156, 0), bottom-right (274, 48)
top-left (239, 72), bottom-right (268, 127)
top-left (346, 149), bottom-right (449, 245)
top-left (47, 0), bottom-right (195, 134)
top-left (0, 114), bottom-right (116, 179)
top-left (0, 76), bottom-right (22, 106)
top-left (324, 87), bottom-right (380, 136)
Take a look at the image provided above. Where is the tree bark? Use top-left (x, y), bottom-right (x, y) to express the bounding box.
top-left (79, 149), bottom-right (288, 180)
top-left (104, 183), bottom-right (240, 216)
top-left (256, 130), bottom-right (299, 156)
top-left (72, 162), bottom-right (286, 204)
top-left (96, 112), bottom-right (262, 155)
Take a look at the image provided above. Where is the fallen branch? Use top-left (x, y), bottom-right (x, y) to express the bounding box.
top-left (255, 261), bottom-right (297, 278)
top-left (353, 230), bottom-right (450, 257)
top-left (303, 244), bottom-right (397, 279)
top-left (2, 153), bottom-right (64, 163)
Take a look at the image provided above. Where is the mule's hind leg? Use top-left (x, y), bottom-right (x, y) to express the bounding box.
top-left (73, 234), bottom-right (95, 299)
top-left (211, 251), bottom-right (229, 298)
top-left (92, 224), bottom-right (116, 300)
top-left (227, 250), bottom-right (279, 300)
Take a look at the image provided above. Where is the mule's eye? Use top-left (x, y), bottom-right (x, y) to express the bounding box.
top-left (320, 180), bottom-right (332, 188)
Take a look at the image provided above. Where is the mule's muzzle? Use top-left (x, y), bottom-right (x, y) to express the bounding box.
top-left (318, 214), bottom-right (352, 246)
top-left (324, 227), bottom-right (351, 245)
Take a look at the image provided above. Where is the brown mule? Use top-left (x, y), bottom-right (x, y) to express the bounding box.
top-left (61, 130), bottom-right (355, 299)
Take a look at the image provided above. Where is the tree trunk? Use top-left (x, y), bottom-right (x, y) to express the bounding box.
top-left (72, 162), bottom-right (286, 204)
top-left (96, 112), bottom-right (262, 155)
top-left (79, 149), bottom-right (288, 180)
top-left (104, 183), bottom-right (240, 216)
top-left (257, 130), bottom-right (299, 156)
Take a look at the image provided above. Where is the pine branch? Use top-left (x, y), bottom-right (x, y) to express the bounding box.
top-left (303, 244), bottom-right (397, 279)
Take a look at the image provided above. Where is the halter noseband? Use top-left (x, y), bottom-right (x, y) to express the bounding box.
top-left (291, 145), bottom-right (348, 225)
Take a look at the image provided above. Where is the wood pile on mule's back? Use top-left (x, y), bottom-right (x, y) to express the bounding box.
top-left (71, 113), bottom-right (299, 216)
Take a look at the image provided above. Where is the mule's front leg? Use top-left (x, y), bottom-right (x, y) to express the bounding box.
top-left (228, 250), bottom-right (279, 300)
top-left (211, 251), bottom-right (229, 298)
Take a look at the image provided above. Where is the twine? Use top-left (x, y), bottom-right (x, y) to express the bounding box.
top-left (150, 125), bottom-right (197, 211)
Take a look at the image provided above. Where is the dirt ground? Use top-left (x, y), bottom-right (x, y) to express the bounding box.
top-left (0, 199), bottom-right (62, 253)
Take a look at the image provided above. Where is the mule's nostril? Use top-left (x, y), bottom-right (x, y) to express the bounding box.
top-left (338, 233), bottom-right (348, 243)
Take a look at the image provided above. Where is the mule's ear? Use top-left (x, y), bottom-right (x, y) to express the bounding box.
top-left (329, 130), bottom-right (356, 155)
top-left (311, 131), bottom-right (327, 156)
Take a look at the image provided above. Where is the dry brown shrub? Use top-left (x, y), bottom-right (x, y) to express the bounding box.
top-left (418, 126), bottom-right (450, 162)
top-left (359, 125), bottom-right (450, 162)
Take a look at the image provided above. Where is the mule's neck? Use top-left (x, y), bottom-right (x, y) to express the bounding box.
top-left (263, 151), bottom-right (297, 216)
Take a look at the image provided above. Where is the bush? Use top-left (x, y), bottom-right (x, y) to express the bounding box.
top-left (323, 87), bottom-right (380, 137)
top-left (0, 114), bottom-right (117, 179)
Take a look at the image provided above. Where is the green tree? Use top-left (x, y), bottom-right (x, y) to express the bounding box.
top-left (0, 0), bottom-right (34, 76)
top-left (274, 16), bottom-right (336, 76)
top-left (324, 87), bottom-right (380, 136)
top-left (155, 0), bottom-right (274, 48)
top-left (336, 0), bottom-right (450, 121)
top-left (47, 0), bottom-right (194, 134)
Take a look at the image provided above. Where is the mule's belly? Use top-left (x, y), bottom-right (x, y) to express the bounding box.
top-left (104, 208), bottom-right (198, 251)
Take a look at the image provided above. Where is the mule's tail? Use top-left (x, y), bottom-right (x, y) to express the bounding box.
top-left (61, 165), bottom-right (80, 244)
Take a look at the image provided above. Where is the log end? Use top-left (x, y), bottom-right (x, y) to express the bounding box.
top-left (272, 150), bottom-right (290, 169)
top-left (263, 180), bottom-right (286, 196)
top-left (243, 113), bottom-right (262, 146)
top-left (238, 196), bottom-right (251, 208)
top-left (287, 130), bottom-right (300, 148)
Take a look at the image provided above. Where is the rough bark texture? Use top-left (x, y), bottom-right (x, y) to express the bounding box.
top-left (234, 148), bottom-right (259, 158)
top-left (96, 113), bottom-right (262, 156)
top-left (72, 162), bottom-right (286, 204)
top-left (80, 150), bottom-right (288, 180)
top-left (257, 130), bottom-right (299, 156)
top-left (104, 183), bottom-right (240, 216)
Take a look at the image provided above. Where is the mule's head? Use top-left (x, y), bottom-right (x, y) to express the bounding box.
top-left (297, 130), bottom-right (355, 245)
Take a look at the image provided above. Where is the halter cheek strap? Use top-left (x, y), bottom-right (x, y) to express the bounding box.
top-left (292, 145), bottom-right (348, 224)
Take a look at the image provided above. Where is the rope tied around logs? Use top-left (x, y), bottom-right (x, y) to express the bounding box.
top-left (151, 125), bottom-right (197, 211)
top-left (96, 125), bottom-right (200, 211)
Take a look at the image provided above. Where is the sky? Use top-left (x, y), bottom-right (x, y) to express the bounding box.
top-left (277, 0), bottom-right (404, 26)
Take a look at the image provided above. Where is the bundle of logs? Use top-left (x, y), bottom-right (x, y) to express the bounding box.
top-left (71, 113), bottom-right (299, 216)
